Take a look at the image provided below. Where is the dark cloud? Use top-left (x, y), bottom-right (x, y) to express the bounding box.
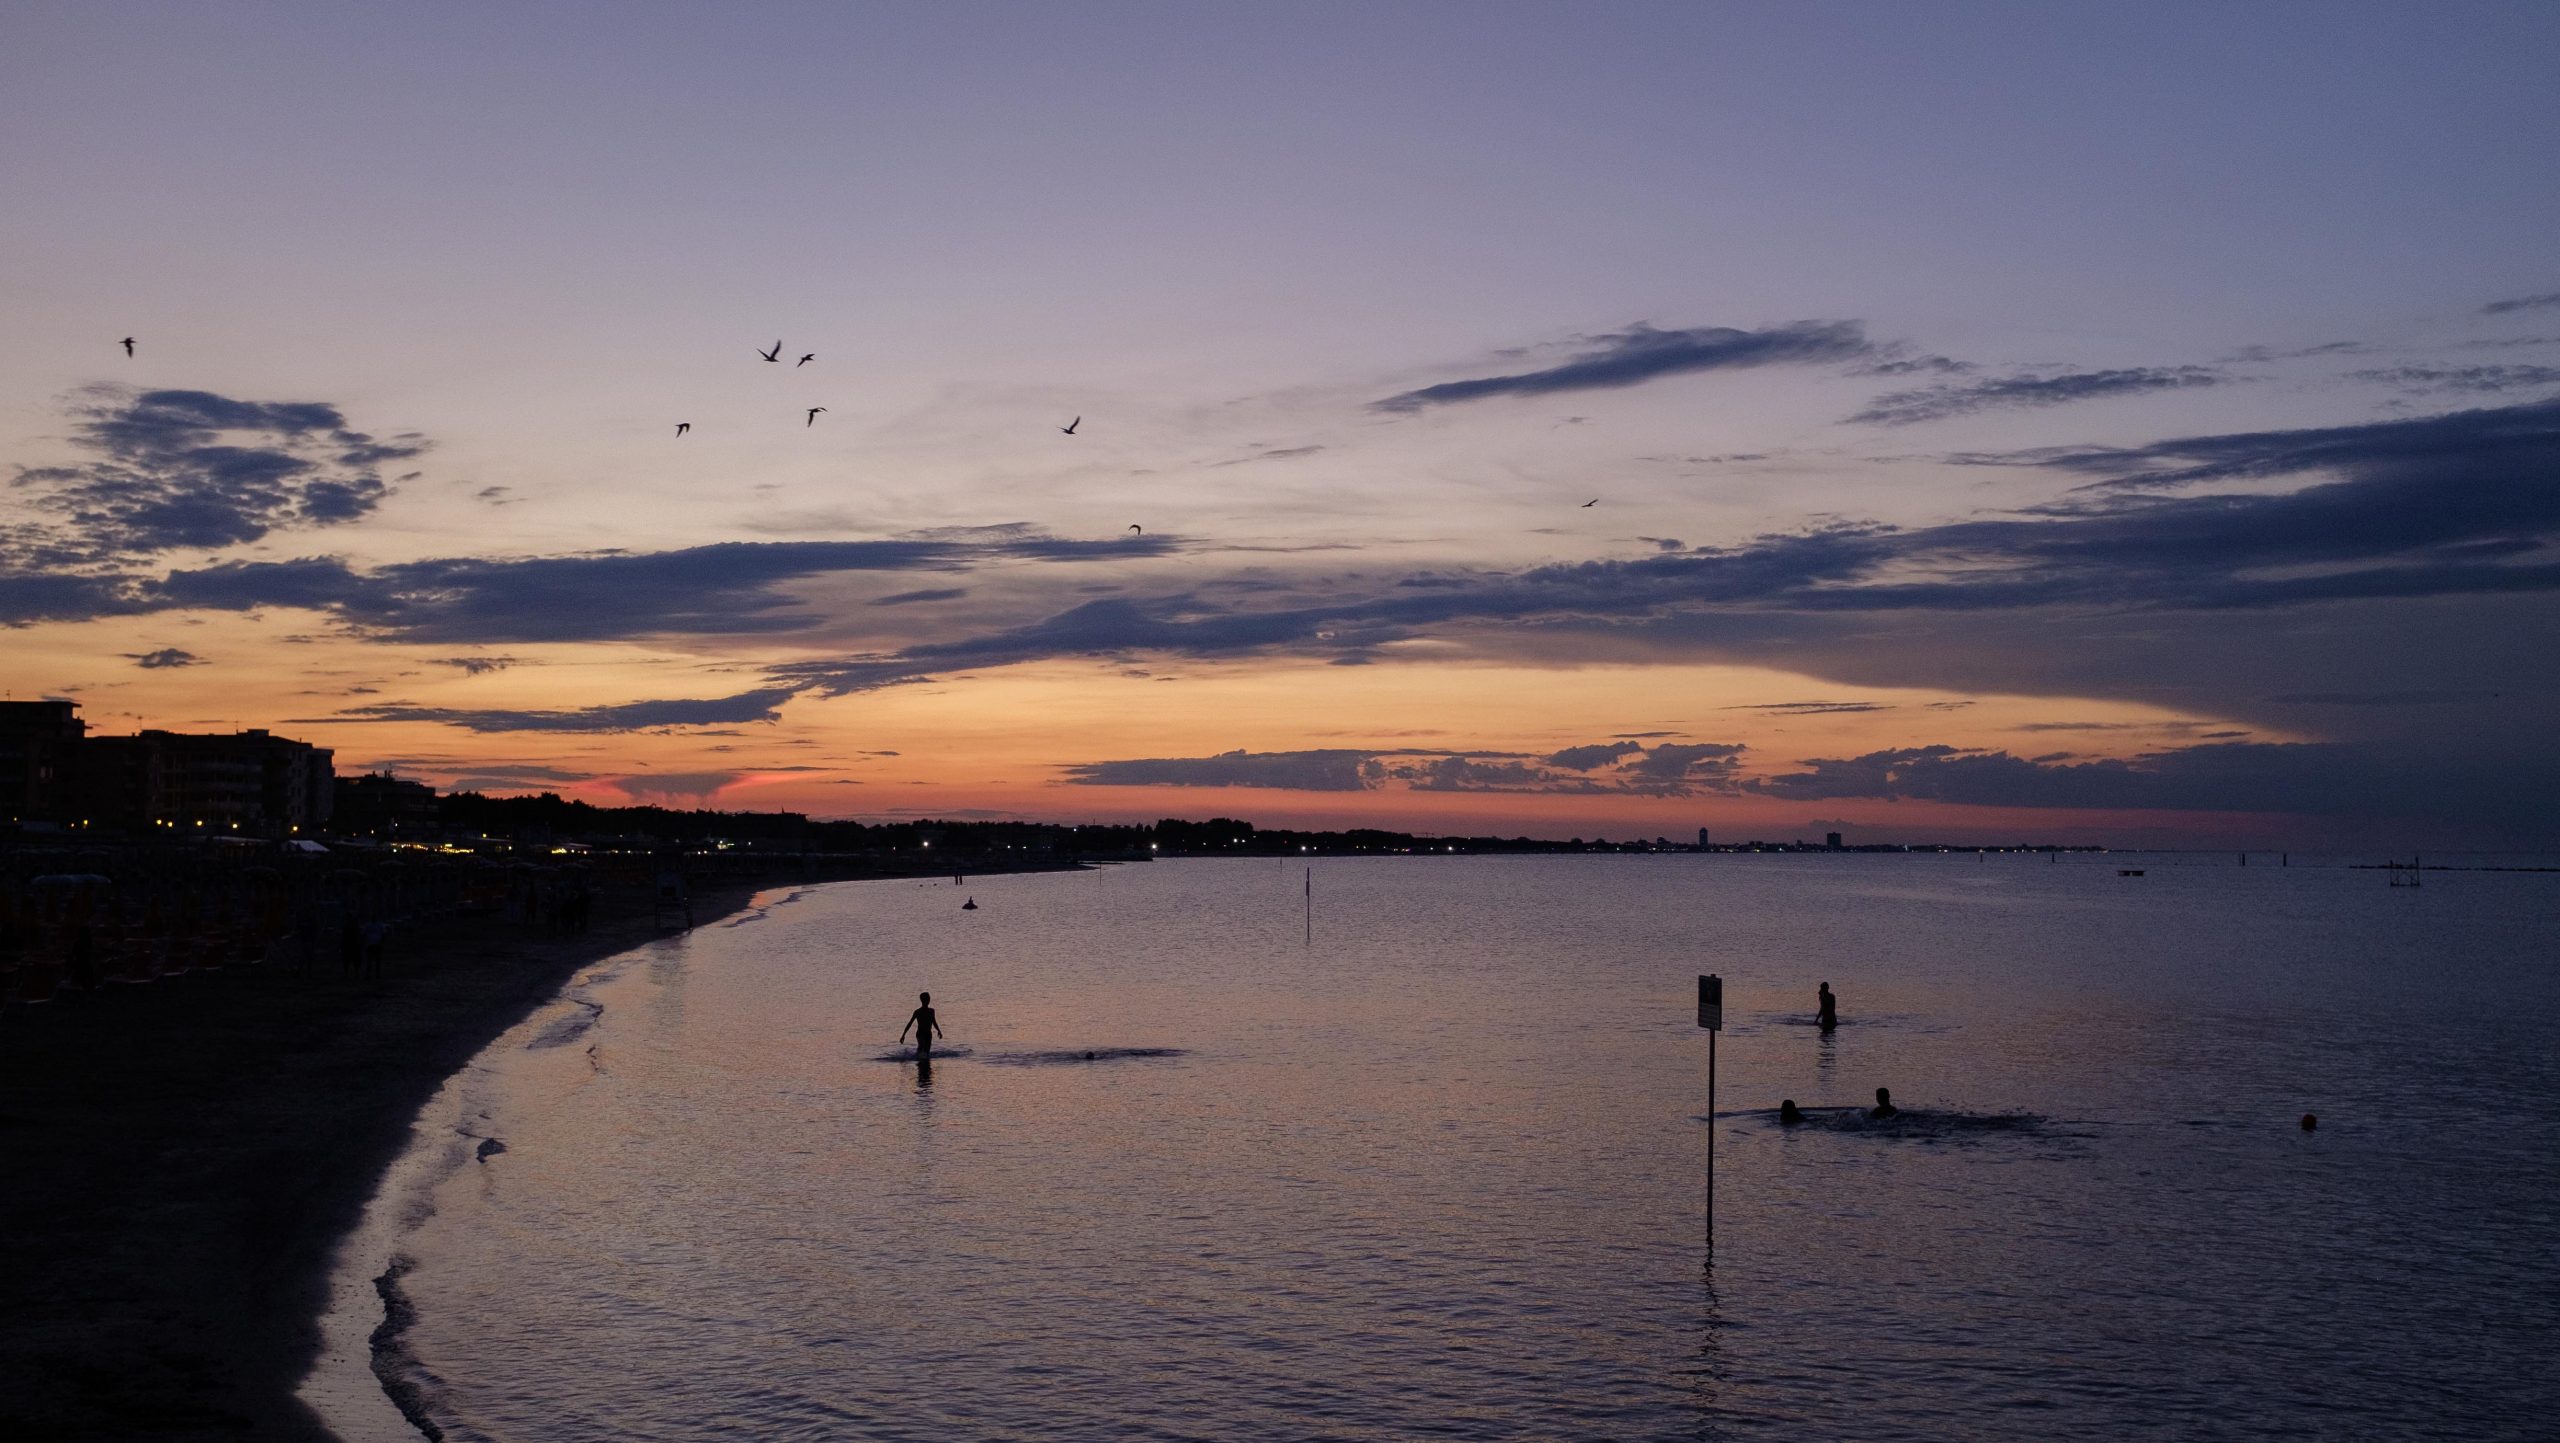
top-left (2346, 364), bottom-right (2560, 396)
top-left (126, 647), bottom-right (202, 669)
top-left (442, 763), bottom-right (597, 783)
top-left (1849, 367), bottom-right (2225, 426)
top-left (328, 686), bottom-right (798, 733)
top-left (1543, 741), bottom-right (1645, 770)
top-left (1060, 749), bottom-right (1376, 791)
top-left (1854, 353), bottom-right (1976, 377)
top-left (141, 533), bottom-right (1172, 643)
top-left (1724, 700), bottom-right (1891, 715)
top-left (1065, 740), bottom-right (1747, 798)
top-left (435, 656), bottom-right (521, 675)
top-left (870, 588), bottom-right (968, 607)
top-left (2480, 291), bottom-right (2560, 316)
top-left (2269, 689), bottom-right (2502, 706)
top-left (10, 388), bottom-right (422, 562)
top-left (1749, 738), bottom-right (2516, 823)
top-left (1374, 321), bottom-right (1870, 412)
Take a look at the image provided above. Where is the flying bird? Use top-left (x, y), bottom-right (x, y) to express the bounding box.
top-left (758, 340), bottom-right (783, 362)
top-left (120, 337), bottom-right (135, 357)
top-left (1061, 416), bottom-right (1081, 435)
top-left (1581, 498), bottom-right (1598, 507)
top-left (675, 422), bottom-right (690, 436)
top-left (797, 353), bottom-right (816, 366)
top-left (805, 407), bottom-right (827, 427)
top-left (1127, 523), bottom-right (1142, 535)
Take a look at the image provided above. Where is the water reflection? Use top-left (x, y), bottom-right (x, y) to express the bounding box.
top-left (362, 855), bottom-right (2560, 1443)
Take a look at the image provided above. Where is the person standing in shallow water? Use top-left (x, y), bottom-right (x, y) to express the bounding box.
top-left (1816, 982), bottom-right (1838, 1030)
top-left (900, 991), bottom-right (942, 1061)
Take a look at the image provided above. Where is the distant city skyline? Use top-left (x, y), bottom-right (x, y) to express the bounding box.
top-left (4, 3), bottom-right (2556, 848)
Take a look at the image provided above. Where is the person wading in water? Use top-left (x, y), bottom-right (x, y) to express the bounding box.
top-left (900, 991), bottom-right (943, 1061)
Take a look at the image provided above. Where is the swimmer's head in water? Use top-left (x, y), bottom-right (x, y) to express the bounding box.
top-left (1778, 1099), bottom-right (1805, 1123)
top-left (1875, 1087), bottom-right (1891, 1106)
top-left (2300, 1112), bottom-right (2318, 1131)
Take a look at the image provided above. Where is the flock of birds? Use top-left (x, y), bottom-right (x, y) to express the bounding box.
top-left (112, 335), bottom-right (1598, 532)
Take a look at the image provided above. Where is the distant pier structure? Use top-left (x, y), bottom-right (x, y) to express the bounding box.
top-left (1826, 832), bottom-right (1843, 850)
top-left (1697, 826), bottom-right (1711, 849)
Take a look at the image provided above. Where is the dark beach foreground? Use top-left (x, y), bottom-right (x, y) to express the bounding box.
top-left (0, 860), bottom-right (1072, 1441)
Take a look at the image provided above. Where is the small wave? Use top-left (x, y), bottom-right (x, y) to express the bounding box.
top-left (525, 996), bottom-right (602, 1050)
top-left (982, 1047), bottom-right (1191, 1066)
top-left (1743, 1107), bottom-right (2087, 1144)
top-left (869, 1045), bottom-right (977, 1062)
top-left (370, 1255), bottom-right (452, 1442)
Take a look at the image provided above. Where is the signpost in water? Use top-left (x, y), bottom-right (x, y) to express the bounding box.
top-left (1698, 974), bottom-right (1722, 1248)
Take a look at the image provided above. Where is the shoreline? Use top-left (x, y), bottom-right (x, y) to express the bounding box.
top-left (0, 860), bottom-right (1076, 1441)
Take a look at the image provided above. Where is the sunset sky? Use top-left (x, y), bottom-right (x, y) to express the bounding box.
top-left (5, 2), bottom-right (2556, 847)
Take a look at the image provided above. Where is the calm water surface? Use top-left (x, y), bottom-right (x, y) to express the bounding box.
top-left (314, 855), bottom-right (2560, 1441)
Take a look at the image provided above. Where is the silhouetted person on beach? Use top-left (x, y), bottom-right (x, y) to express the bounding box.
top-left (1778, 1099), bottom-right (1806, 1125)
top-left (1816, 982), bottom-right (1837, 1030)
top-left (1869, 1087), bottom-right (1898, 1120)
top-left (901, 991), bottom-right (942, 1061)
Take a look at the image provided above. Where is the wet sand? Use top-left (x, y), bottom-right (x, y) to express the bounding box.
top-left (0, 864), bottom-right (1065, 1441)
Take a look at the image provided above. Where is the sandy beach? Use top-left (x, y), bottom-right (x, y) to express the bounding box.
top-left (0, 862), bottom-right (1065, 1441)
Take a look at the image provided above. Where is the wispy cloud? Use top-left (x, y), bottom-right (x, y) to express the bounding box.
top-left (2345, 364), bottom-right (2560, 396)
top-left (2269, 689), bottom-right (2503, 706)
top-left (328, 686), bottom-right (799, 733)
top-left (1374, 320), bottom-right (1870, 412)
top-left (1849, 367), bottom-right (2225, 426)
top-left (1724, 700), bottom-right (1892, 715)
top-left (2480, 291), bottom-right (2560, 316)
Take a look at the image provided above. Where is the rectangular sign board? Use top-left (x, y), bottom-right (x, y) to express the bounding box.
top-left (1698, 974), bottom-right (1723, 1031)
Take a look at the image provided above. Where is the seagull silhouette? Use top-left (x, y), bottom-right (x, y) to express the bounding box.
top-left (120, 337), bottom-right (135, 357)
top-left (1061, 416), bottom-right (1081, 435)
top-left (758, 340), bottom-right (783, 362)
top-left (1127, 523), bottom-right (1142, 535)
top-left (1581, 498), bottom-right (1598, 507)
top-left (797, 353), bottom-right (816, 367)
top-left (805, 407), bottom-right (827, 427)
top-left (675, 422), bottom-right (690, 436)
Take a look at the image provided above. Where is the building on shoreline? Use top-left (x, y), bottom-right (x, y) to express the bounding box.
top-left (0, 701), bottom-right (87, 826)
top-left (0, 703), bottom-right (332, 837)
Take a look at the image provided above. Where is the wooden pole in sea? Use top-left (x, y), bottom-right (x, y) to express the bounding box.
top-left (1698, 974), bottom-right (1723, 1251)
top-left (1304, 866), bottom-right (1311, 946)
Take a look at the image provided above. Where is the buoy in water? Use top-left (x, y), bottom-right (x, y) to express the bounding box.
top-left (961, 897), bottom-right (978, 910)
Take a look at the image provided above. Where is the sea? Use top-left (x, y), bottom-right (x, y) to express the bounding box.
top-left (303, 853), bottom-right (2560, 1442)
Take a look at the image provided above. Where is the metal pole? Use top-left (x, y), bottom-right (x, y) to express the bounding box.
top-left (1706, 1027), bottom-right (1717, 1249)
top-left (1304, 866), bottom-right (1311, 946)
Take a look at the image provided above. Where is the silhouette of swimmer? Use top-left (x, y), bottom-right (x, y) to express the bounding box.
top-left (900, 991), bottom-right (943, 1061)
top-left (1868, 1087), bottom-right (1898, 1120)
top-left (2300, 1113), bottom-right (2318, 1132)
top-left (1778, 1099), bottom-right (1806, 1125)
top-left (1816, 982), bottom-right (1837, 1030)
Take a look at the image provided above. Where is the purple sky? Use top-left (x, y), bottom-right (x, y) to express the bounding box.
top-left (3, 3), bottom-right (2556, 845)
